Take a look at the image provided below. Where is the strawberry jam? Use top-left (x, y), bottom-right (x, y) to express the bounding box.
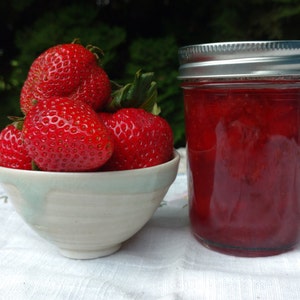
top-left (183, 81), bottom-right (300, 256)
top-left (178, 41), bottom-right (300, 256)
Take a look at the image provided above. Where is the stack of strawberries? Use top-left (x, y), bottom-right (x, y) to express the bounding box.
top-left (0, 40), bottom-right (174, 172)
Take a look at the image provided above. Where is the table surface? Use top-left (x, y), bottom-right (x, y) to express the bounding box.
top-left (1, 148), bottom-right (300, 300)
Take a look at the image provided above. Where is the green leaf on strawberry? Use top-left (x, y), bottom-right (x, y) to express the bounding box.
top-left (106, 69), bottom-right (161, 115)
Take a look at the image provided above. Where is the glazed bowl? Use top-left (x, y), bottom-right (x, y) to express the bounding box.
top-left (0, 150), bottom-right (180, 259)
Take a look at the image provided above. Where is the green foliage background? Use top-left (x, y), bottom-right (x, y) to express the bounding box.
top-left (1, 0), bottom-right (300, 147)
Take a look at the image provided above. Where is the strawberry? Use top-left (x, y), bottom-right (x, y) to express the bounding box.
top-left (99, 70), bottom-right (174, 170)
top-left (0, 123), bottom-right (32, 170)
top-left (99, 108), bottom-right (173, 170)
top-left (22, 97), bottom-right (114, 172)
top-left (20, 40), bottom-right (111, 115)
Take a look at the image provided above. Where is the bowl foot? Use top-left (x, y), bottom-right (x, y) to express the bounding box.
top-left (59, 244), bottom-right (122, 259)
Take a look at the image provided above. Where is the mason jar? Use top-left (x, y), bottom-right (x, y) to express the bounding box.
top-left (178, 41), bottom-right (300, 257)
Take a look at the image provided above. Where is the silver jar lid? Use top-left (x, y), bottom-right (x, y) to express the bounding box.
top-left (178, 41), bottom-right (300, 79)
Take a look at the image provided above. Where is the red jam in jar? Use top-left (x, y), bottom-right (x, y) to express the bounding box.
top-left (178, 41), bottom-right (300, 256)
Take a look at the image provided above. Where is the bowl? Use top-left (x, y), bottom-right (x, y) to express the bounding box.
top-left (0, 150), bottom-right (180, 259)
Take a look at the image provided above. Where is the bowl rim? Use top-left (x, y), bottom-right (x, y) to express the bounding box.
top-left (0, 149), bottom-right (180, 177)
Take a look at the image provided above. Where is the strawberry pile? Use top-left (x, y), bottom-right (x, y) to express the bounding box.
top-left (0, 40), bottom-right (174, 172)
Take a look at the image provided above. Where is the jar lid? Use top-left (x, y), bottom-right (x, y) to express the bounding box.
top-left (178, 41), bottom-right (300, 79)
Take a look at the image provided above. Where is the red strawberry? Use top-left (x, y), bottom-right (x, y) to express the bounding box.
top-left (22, 97), bottom-right (114, 172)
top-left (0, 124), bottom-right (32, 170)
top-left (99, 108), bottom-right (173, 170)
top-left (99, 70), bottom-right (173, 171)
top-left (20, 40), bottom-right (111, 114)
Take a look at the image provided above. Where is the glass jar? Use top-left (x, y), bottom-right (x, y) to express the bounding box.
top-left (178, 41), bottom-right (300, 257)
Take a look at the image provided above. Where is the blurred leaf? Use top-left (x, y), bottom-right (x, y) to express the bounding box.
top-left (13, 3), bottom-right (126, 80)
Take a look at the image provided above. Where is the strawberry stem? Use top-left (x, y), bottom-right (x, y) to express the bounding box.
top-left (71, 38), bottom-right (82, 45)
top-left (71, 38), bottom-right (104, 63)
top-left (31, 160), bottom-right (40, 171)
top-left (106, 69), bottom-right (160, 115)
top-left (86, 44), bottom-right (105, 61)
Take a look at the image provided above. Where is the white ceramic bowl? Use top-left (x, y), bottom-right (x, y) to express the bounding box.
top-left (0, 151), bottom-right (180, 259)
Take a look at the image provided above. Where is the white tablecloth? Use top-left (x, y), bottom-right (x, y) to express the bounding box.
top-left (0, 148), bottom-right (300, 300)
